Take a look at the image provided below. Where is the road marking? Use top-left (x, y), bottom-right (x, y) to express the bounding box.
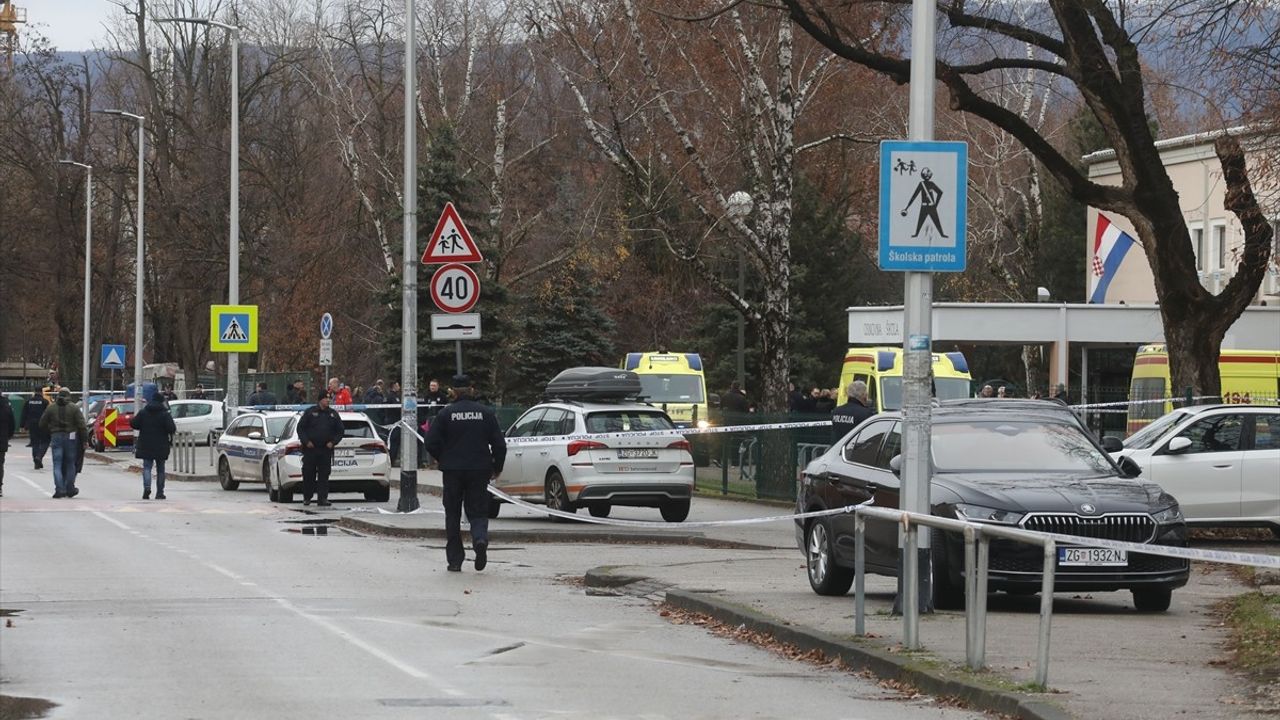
top-left (92, 511), bottom-right (132, 531)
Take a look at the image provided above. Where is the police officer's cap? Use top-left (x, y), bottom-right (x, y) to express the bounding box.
top-left (451, 374), bottom-right (470, 387)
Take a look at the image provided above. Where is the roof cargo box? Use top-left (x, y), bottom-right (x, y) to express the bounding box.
top-left (546, 367), bottom-right (643, 400)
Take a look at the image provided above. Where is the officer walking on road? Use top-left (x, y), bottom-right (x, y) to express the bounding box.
top-left (21, 386), bottom-right (51, 469)
top-left (424, 374), bottom-right (506, 573)
top-left (831, 380), bottom-right (876, 443)
top-left (297, 391), bottom-right (345, 507)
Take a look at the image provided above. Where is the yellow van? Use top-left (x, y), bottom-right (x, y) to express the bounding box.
top-left (621, 352), bottom-right (711, 429)
top-left (837, 347), bottom-right (973, 411)
top-left (1127, 344), bottom-right (1280, 434)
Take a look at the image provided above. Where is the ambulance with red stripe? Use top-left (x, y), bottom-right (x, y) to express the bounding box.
top-left (836, 347), bottom-right (973, 411)
top-left (1127, 345), bottom-right (1280, 434)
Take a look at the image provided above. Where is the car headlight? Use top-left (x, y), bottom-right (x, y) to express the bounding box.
top-left (696, 419), bottom-right (710, 429)
top-left (1151, 505), bottom-right (1184, 524)
top-left (954, 503), bottom-right (1025, 524)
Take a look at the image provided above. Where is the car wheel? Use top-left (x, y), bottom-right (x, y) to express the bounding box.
top-left (218, 457), bottom-right (239, 491)
top-left (487, 499), bottom-right (502, 519)
top-left (930, 529), bottom-right (965, 610)
top-left (545, 470), bottom-right (576, 522)
top-left (264, 462), bottom-right (278, 502)
top-left (806, 518), bottom-right (854, 596)
top-left (364, 487), bottom-right (391, 503)
top-left (588, 503), bottom-right (611, 518)
top-left (1132, 588), bottom-right (1172, 613)
top-left (660, 499), bottom-right (690, 523)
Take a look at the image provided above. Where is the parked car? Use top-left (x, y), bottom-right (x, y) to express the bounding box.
top-left (796, 401), bottom-right (1190, 612)
top-left (215, 411), bottom-right (297, 491)
top-left (90, 399), bottom-right (138, 451)
top-left (266, 411), bottom-right (391, 503)
top-left (498, 400), bottom-right (695, 522)
top-left (167, 399), bottom-right (225, 445)
top-left (1108, 404), bottom-right (1280, 536)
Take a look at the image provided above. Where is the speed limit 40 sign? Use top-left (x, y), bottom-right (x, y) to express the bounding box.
top-left (430, 263), bottom-right (481, 313)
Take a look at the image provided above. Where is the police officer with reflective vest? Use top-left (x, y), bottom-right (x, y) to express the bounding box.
top-left (424, 375), bottom-right (506, 573)
top-left (831, 380), bottom-right (876, 443)
top-left (296, 391), bottom-right (345, 507)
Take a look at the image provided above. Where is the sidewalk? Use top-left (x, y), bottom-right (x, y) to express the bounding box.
top-left (346, 495), bottom-right (1270, 720)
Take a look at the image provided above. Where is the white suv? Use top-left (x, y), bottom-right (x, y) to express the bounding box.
top-left (497, 401), bottom-right (695, 522)
top-left (1111, 404), bottom-right (1280, 536)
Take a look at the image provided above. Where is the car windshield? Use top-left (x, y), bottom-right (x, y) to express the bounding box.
top-left (932, 420), bottom-right (1116, 474)
top-left (637, 374), bottom-right (704, 403)
top-left (879, 377), bottom-right (970, 410)
top-left (265, 417), bottom-right (292, 439)
top-left (1122, 409), bottom-right (1190, 450)
top-left (585, 411), bottom-right (674, 434)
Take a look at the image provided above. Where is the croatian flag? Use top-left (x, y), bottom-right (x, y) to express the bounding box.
top-left (1089, 214), bottom-right (1136, 304)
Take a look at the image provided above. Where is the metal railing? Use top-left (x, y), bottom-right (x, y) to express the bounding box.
top-left (172, 432), bottom-right (198, 473)
top-left (852, 505), bottom-right (1057, 687)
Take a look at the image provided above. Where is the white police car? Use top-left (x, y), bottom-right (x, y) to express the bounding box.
top-left (266, 411), bottom-right (391, 503)
top-left (216, 411), bottom-right (297, 491)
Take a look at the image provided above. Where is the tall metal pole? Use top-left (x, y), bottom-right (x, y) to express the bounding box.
top-left (398, 0), bottom-right (421, 512)
top-left (82, 166), bottom-right (93, 402)
top-left (134, 116), bottom-right (146, 413)
top-left (226, 26), bottom-right (241, 417)
top-left (900, 0), bottom-right (937, 647)
top-left (736, 250), bottom-right (745, 388)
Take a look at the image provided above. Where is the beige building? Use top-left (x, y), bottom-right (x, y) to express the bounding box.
top-left (1083, 127), bottom-right (1280, 304)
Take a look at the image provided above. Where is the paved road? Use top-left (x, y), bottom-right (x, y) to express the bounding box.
top-left (1, 454), bottom-right (981, 720)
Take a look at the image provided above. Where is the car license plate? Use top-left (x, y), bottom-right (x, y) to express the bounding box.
top-left (1058, 547), bottom-right (1127, 566)
top-left (334, 449), bottom-right (355, 458)
top-left (617, 449), bottom-right (657, 459)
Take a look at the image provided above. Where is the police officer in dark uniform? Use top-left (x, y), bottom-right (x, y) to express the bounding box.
top-left (297, 391), bottom-right (345, 507)
top-left (831, 380), bottom-right (876, 443)
top-left (424, 374), bottom-right (506, 572)
top-left (21, 386), bottom-right (52, 469)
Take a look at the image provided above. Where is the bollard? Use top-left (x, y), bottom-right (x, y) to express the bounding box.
top-left (854, 512), bottom-right (866, 636)
top-left (1036, 540), bottom-right (1056, 687)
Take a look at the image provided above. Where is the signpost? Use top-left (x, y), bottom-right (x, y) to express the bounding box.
top-left (430, 263), bottom-right (481, 314)
top-left (879, 0), bottom-right (968, 649)
top-left (209, 305), bottom-right (258, 353)
top-left (429, 313), bottom-right (481, 340)
top-left (319, 312), bottom-right (334, 386)
top-left (422, 204), bottom-right (484, 377)
top-left (100, 344), bottom-right (126, 370)
top-left (421, 202), bottom-right (483, 264)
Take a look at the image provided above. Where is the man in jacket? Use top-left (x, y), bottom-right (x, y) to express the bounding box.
top-left (424, 375), bottom-right (506, 573)
top-left (285, 380), bottom-right (306, 405)
top-left (247, 382), bottom-right (277, 408)
top-left (130, 395), bottom-right (177, 500)
top-left (0, 392), bottom-right (14, 496)
top-left (297, 391), bottom-right (345, 507)
top-left (327, 377), bottom-right (353, 406)
top-left (831, 380), bottom-right (876, 443)
top-left (363, 379), bottom-right (387, 404)
top-left (21, 386), bottom-right (52, 469)
top-left (39, 388), bottom-right (88, 498)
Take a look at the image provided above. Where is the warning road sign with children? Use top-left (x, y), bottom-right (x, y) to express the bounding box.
top-left (422, 202), bottom-right (483, 265)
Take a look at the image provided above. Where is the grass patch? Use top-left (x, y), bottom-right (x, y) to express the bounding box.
top-left (1219, 591), bottom-right (1280, 681)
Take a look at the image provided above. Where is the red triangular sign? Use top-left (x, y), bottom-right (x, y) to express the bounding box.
top-left (422, 202), bottom-right (483, 265)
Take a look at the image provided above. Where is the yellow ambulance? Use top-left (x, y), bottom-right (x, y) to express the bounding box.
top-left (621, 352), bottom-right (711, 429)
top-left (837, 347), bottom-right (973, 411)
top-left (1126, 344), bottom-right (1280, 434)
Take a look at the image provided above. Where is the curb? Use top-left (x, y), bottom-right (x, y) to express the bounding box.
top-left (336, 515), bottom-right (773, 550)
top-left (586, 567), bottom-right (1072, 720)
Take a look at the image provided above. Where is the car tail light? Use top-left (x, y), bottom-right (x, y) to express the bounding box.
top-left (284, 443), bottom-right (303, 456)
top-left (567, 439), bottom-right (608, 456)
top-left (361, 442), bottom-right (386, 452)
top-left (667, 440), bottom-right (691, 452)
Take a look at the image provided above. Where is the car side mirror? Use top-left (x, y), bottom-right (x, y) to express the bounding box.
top-left (1101, 436), bottom-right (1123, 452)
top-left (248, 431), bottom-right (263, 440)
top-left (1117, 455), bottom-right (1142, 478)
top-left (889, 454), bottom-right (902, 476)
top-left (1166, 436), bottom-right (1192, 454)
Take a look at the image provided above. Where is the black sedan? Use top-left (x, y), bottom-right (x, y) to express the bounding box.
top-left (796, 400), bottom-right (1190, 612)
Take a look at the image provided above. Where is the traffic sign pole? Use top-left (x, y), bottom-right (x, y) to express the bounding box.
top-left (901, 0), bottom-right (938, 644)
top-left (398, 0), bottom-right (421, 513)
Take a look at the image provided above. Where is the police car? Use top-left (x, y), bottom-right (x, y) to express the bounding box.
top-left (265, 411), bottom-right (391, 503)
top-left (495, 368), bottom-right (696, 522)
top-left (215, 411), bottom-right (297, 491)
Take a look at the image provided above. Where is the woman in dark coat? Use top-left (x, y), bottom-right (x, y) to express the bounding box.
top-left (129, 397), bottom-right (177, 500)
top-left (0, 393), bottom-right (14, 496)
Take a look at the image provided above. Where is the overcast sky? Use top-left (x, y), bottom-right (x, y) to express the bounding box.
top-left (31, 0), bottom-right (116, 51)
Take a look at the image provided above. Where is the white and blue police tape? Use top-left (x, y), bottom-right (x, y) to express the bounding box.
top-left (502, 419), bottom-right (833, 446)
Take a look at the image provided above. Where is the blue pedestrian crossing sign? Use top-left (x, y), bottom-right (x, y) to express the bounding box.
top-left (209, 304), bottom-right (259, 352)
top-left (879, 140), bottom-right (968, 272)
top-left (100, 344), bottom-right (127, 369)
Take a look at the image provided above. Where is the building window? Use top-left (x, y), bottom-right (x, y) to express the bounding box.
top-left (1192, 226), bottom-right (1205, 272)
top-left (1212, 222), bottom-right (1227, 271)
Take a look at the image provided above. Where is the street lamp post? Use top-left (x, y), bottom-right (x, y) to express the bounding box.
top-left (398, 0), bottom-right (421, 512)
top-left (57, 160), bottom-right (92, 404)
top-left (158, 17), bottom-right (240, 414)
top-left (96, 109), bottom-right (145, 413)
top-left (726, 191), bottom-right (753, 390)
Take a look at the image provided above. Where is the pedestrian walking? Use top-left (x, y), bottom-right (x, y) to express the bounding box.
top-left (21, 386), bottom-right (52, 469)
top-left (297, 391), bottom-right (345, 507)
top-left (424, 375), bottom-right (506, 573)
top-left (285, 380), bottom-right (306, 405)
top-left (247, 382), bottom-right (277, 407)
top-left (831, 380), bottom-right (876, 443)
top-left (0, 392), bottom-right (14, 497)
top-left (130, 395), bottom-right (177, 500)
top-left (38, 388), bottom-right (87, 498)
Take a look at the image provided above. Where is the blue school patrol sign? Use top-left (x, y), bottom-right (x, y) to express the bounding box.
top-left (878, 140), bottom-right (968, 272)
top-left (100, 344), bottom-right (126, 369)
